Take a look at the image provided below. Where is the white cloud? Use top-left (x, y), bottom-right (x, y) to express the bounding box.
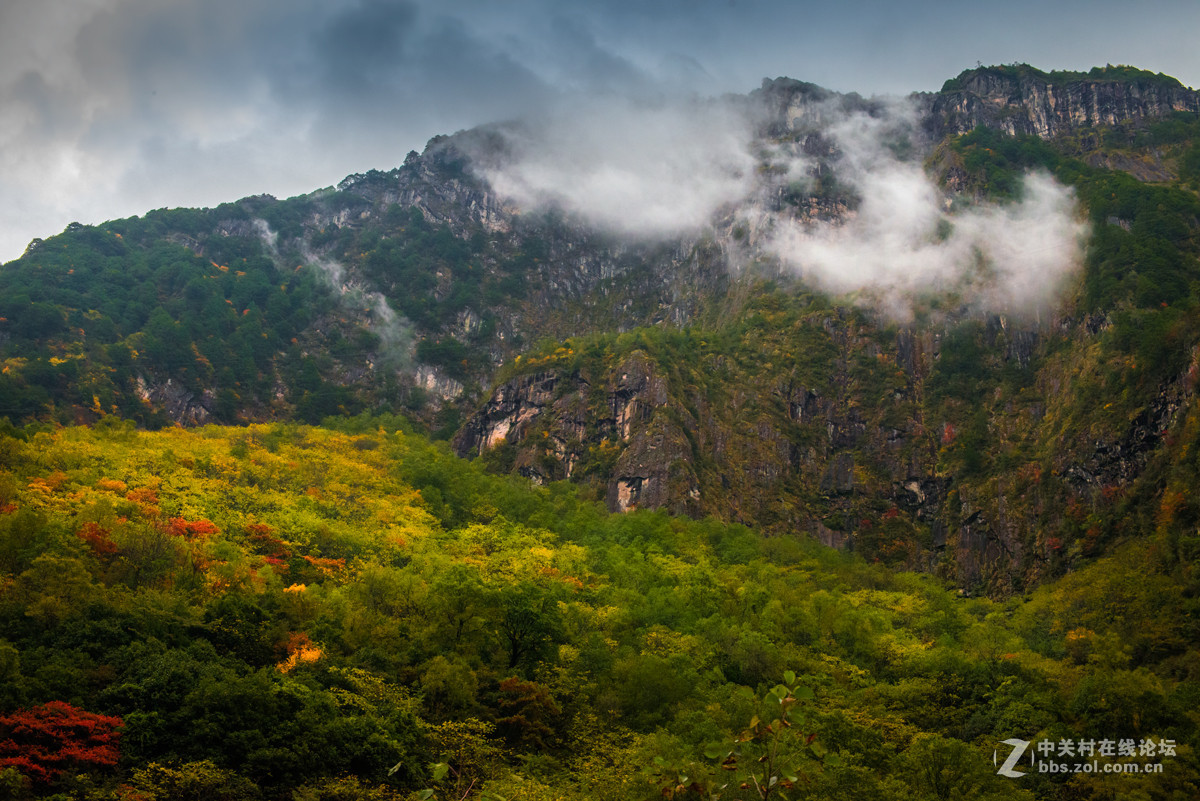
top-left (476, 93), bottom-right (1087, 318)
top-left (471, 96), bottom-right (759, 238)
top-left (749, 100), bottom-right (1087, 318)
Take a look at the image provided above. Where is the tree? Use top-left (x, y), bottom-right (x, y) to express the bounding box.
top-left (652, 673), bottom-right (827, 801)
top-left (495, 582), bottom-right (564, 671)
top-left (896, 733), bottom-right (1026, 801)
top-left (0, 701), bottom-right (122, 785)
top-left (494, 677), bottom-right (561, 752)
top-left (16, 555), bottom-right (96, 626)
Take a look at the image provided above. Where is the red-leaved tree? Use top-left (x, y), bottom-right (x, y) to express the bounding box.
top-left (0, 701), bottom-right (122, 784)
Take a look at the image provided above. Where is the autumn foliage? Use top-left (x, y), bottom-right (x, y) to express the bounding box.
top-left (165, 517), bottom-right (220, 539)
top-left (77, 521), bottom-right (119, 558)
top-left (0, 421), bottom-right (1196, 799)
top-left (0, 701), bottom-right (122, 784)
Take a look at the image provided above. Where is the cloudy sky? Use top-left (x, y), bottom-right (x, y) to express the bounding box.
top-left (1, 0), bottom-right (1197, 263)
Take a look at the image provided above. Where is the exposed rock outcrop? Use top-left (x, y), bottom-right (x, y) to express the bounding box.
top-left (135, 377), bottom-right (214, 426)
top-left (923, 66), bottom-right (1200, 140)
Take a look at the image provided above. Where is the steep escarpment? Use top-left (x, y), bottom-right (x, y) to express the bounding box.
top-left (925, 64), bottom-right (1200, 140)
top-left (456, 292), bottom-right (1200, 594)
top-left (452, 304), bottom-right (960, 572)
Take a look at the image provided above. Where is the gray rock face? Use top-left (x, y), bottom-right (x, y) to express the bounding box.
top-left (454, 372), bottom-right (562, 458)
top-left (453, 352), bottom-right (699, 513)
top-left (135, 377), bottom-right (214, 426)
top-left (923, 69), bottom-right (1200, 140)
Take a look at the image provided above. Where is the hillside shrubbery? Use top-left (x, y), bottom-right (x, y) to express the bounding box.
top-left (0, 419), bottom-right (1194, 798)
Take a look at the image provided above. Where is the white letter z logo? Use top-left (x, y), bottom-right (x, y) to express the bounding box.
top-left (995, 738), bottom-right (1030, 778)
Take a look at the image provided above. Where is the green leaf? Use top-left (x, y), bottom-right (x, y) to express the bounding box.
top-left (431, 762), bottom-right (450, 782)
top-left (704, 742), bottom-right (730, 759)
top-left (824, 752), bottom-right (843, 767)
top-left (783, 670), bottom-right (797, 685)
top-left (793, 685), bottom-right (814, 701)
top-left (416, 792), bottom-right (434, 801)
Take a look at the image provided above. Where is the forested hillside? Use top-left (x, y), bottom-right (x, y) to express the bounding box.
top-left (2, 63), bottom-right (1200, 798)
top-left (0, 418), bottom-right (1196, 799)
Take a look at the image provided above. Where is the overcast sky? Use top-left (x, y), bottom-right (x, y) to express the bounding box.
top-left (1, 0), bottom-right (1197, 263)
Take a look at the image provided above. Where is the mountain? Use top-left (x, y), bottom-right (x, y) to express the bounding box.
top-left (3, 64), bottom-right (1200, 595)
top-left (3, 64), bottom-right (1200, 801)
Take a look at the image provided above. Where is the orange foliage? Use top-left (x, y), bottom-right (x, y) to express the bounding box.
top-left (1157, 489), bottom-right (1185, 530)
top-left (125, 487), bottom-right (158, 505)
top-left (28, 472), bottom-right (69, 494)
top-left (0, 702), bottom-right (122, 784)
top-left (276, 632), bottom-right (322, 673)
top-left (246, 524), bottom-right (291, 572)
top-left (165, 518), bottom-right (220, 540)
top-left (96, 478), bottom-right (128, 494)
top-left (1065, 497), bottom-right (1088, 523)
top-left (302, 555), bottom-right (346, 578)
top-left (940, 422), bottom-right (956, 445)
top-left (77, 522), bottom-right (118, 558)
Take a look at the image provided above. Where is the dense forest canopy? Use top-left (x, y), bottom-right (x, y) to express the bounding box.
top-left (0, 418), bottom-right (1196, 799)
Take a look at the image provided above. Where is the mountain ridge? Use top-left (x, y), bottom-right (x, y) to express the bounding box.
top-left (3, 64), bottom-right (1200, 594)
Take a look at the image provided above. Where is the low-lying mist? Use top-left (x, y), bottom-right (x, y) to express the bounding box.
top-left (466, 92), bottom-right (1087, 320)
top-left (253, 219), bottom-right (414, 369)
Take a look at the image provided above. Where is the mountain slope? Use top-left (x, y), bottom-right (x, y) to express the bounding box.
top-left (0, 419), bottom-right (1196, 798)
top-left (2, 64), bottom-right (1200, 594)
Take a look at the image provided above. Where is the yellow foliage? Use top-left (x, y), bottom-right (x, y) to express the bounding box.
top-left (277, 634), bottom-right (323, 673)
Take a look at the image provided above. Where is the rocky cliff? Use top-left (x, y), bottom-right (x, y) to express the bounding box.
top-left (924, 64), bottom-right (1200, 140)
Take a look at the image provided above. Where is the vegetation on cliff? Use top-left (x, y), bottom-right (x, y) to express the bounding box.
top-left (940, 63), bottom-right (1187, 93)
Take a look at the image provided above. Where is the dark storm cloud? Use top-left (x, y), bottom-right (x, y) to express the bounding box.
top-left (0, 0), bottom-right (591, 259)
top-left (0, 0), bottom-right (1198, 261)
top-left (317, 0), bottom-right (417, 93)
